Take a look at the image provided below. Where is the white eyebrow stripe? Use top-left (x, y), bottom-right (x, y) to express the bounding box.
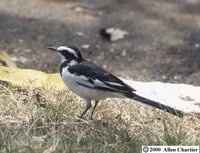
top-left (104, 81), bottom-right (123, 87)
top-left (57, 46), bottom-right (78, 58)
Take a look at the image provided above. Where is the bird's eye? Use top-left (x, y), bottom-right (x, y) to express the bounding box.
top-left (62, 51), bottom-right (68, 56)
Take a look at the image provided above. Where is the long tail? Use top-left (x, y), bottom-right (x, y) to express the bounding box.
top-left (125, 93), bottom-right (183, 117)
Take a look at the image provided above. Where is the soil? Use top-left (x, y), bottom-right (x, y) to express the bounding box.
top-left (0, 0), bottom-right (200, 85)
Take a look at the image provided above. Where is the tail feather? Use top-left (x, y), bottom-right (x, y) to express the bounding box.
top-left (125, 93), bottom-right (183, 117)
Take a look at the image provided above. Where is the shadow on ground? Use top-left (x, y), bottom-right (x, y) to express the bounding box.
top-left (0, 0), bottom-right (200, 85)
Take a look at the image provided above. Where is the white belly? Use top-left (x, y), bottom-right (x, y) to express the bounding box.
top-left (61, 67), bottom-right (123, 100)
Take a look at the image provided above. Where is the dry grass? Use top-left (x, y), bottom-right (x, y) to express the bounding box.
top-left (0, 82), bottom-right (199, 153)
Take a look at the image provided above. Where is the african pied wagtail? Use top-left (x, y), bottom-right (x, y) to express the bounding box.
top-left (48, 45), bottom-right (183, 119)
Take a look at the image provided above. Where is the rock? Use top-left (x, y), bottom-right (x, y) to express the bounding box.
top-left (122, 79), bottom-right (200, 114)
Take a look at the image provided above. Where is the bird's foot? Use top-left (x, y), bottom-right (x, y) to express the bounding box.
top-left (75, 115), bottom-right (93, 123)
top-left (75, 115), bottom-right (84, 120)
top-left (89, 116), bottom-right (97, 121)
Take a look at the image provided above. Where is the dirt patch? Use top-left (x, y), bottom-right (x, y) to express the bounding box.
top-left (0, 0), bottom-right (200, 85)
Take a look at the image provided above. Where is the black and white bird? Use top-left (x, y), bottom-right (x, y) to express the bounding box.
top-left (48, 45), bottom-right (183, 119)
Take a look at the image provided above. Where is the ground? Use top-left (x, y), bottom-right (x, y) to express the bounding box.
top-left (0, 0), bottom-right (200, 85)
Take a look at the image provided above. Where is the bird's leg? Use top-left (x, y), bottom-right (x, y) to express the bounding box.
top-left (79, 99), bottom-right (92, 119)
top-left (90, 100), bottom-right (99, 120)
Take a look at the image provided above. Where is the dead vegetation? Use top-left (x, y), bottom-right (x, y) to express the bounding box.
top-left (0, 83), bottom-right (199, 153)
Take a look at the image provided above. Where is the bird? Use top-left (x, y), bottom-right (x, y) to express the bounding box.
top-left (48, 45), bottom-right (183, 119)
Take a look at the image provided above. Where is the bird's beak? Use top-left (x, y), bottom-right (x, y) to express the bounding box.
top-left (47, 47), bottom-right (58, 52)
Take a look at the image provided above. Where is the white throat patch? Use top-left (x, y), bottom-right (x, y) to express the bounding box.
top-left (68, 60), bottom-right (78, 66)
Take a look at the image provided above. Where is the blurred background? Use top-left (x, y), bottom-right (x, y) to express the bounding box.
top-left (0, 0), bottom-right (200, 85)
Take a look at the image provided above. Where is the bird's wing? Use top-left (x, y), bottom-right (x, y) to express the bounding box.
top-left (68, 61), bottom-right (136, 93)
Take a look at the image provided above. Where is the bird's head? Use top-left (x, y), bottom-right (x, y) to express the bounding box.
top-left (48, 45), bottom-right (83, 63)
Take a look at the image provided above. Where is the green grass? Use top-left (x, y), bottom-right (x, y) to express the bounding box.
top-left (0, 83), bottom-right (199, 153)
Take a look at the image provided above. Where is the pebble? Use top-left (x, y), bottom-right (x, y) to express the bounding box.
top-left (174, 75), bottom-right (182, 80)
top-left (81, 44), bottom-right (90, 49)
top-left (110, 48), bottom-right (114, 53)
top-left (121, 49), bottom-right (127, 56)
top-left (75, 32), bottom-right (84, 36)
top-left (195, 43), bottom-right (200, 48)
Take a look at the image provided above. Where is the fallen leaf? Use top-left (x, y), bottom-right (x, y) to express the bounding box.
top-left (0, 66), bottom-right (65, 90)
top-left (100, 27), bottom-right (129, 41)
